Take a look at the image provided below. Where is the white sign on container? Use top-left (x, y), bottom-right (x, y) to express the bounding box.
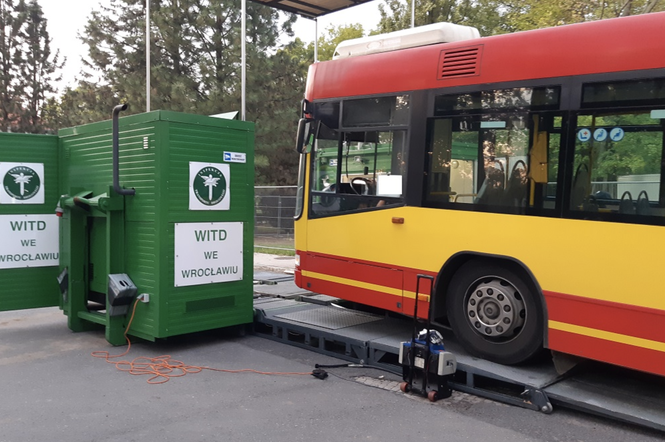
top-left (189, 161), bottom-right (231, 211)
top-left (0, 214), bottom-right (59, 269)
top-left (223, 151), bottom-right (246, 163)
top-left (1, 162), bottom-right (45, 204)
top-left (174, 222), bottom-right (243, 287)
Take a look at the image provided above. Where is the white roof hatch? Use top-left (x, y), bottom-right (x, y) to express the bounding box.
top-left (333, 22), bottom-right (481, 59)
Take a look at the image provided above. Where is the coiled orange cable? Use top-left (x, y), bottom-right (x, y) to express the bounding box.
top-left (92, 300), bottom-right (313, 384)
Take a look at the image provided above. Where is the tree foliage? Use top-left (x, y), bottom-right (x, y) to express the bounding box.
top-left (376, 0), bottom-right (506, 36)
top-left (72, 0), bottom-right (296, 114)
top-left (45, 0), bottom-right (306, 185)
top-left (253, 38), bottom-right (310, 185)
top-left (313, 23), bottom-right (364, 61)
top-left (42, 81), bottom-right (116, 129)
top-left (0, 0), bottom-right (61, 133)
top-left (376, 0), bottom-right (665, 36)
top-left (502, 0), bottom-right (665, 32)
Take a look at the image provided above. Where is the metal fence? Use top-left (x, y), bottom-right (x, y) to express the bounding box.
top-left (254, 186), bottom-right (296, 252)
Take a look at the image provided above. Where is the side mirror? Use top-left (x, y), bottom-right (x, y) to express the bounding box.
top-left (296, 118), bottom-right (314, 153)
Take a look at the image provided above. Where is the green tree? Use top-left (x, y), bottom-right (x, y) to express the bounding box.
top-left (312, 23), bottom-right (364, 61)
top-left (503, 0), bottom-right (665, 32)
top-left (42, 81), bottom-right (117, 129)
top-left (253, 38), bottom-right (310, 185)
top-left (375, 0), bottom-right (665, 37)
top-left (19, 0), bottom-right (62, 133)
top-left (376, 0), bottom-right (506, 36)
top-left (48, 0), bottom-right (306, 185)
top-left (0, 0), bottom-right (62, 133)
top-left (0, 0), bottom-right (26, 131)
top-left (75, 0), bottom-right (295, 115)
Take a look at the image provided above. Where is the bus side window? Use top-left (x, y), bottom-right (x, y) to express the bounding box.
top-left (426, 118), bottom-right (478, 204)
top-left (475, 118), bottom-right (530, 207)
top-left (310, 128), bottom-right (407, 217)
top-left (571, 110), bottom-right (664, 216)
top-left (428, 86), bottom-right (561, 211)
top-left (426, 116), bottom-right (532, 208)
top-left (530, 114), bottom-right (561, 211)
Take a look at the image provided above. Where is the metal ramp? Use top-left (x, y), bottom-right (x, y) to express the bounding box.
top-left (253, 278), bottom-right (665, 433)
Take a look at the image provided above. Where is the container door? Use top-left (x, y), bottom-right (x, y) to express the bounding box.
top-left (0, 133), bottom-right (60, 312)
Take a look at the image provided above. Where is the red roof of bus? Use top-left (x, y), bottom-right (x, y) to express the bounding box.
top-left (305, 12), bottom-right (665, 101)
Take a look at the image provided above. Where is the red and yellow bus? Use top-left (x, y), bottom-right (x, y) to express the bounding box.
top-left (293, 12), bottom-right (665, 375)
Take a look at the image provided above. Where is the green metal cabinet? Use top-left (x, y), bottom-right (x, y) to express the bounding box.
top-left (58, 110), bottom-right (255, 344)
top-left (0, 133), bottom-right (60, 312)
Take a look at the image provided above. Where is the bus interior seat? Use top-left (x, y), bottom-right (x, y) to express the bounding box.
top-left (636, 190), bottom-right (651, 216)
top-left (619, 191), bottom-right (635, 214)
top-left (504, 160), bottom-right (528, 207)
top-left (474, 164), bottom-right (505, 205)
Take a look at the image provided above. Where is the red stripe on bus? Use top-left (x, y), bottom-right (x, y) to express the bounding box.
top-left (302, 272), bottom-right (432, 319)
top-left (549, 329), bottom-right (665, 377)
top-left (544, 291), bottom-right (665, 345)
top-left (303, 275), bottom-right (402, 313)
top-left (300, 251), bottom-right (437, 295)
top-left (304, 253), bottom-right (403, 290)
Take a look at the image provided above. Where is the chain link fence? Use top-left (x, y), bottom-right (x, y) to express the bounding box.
top-left (254, 186), bottom-right (296, 253)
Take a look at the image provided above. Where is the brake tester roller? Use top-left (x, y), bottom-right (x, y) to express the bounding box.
top-left (399, 275), bottom-right (457, 402)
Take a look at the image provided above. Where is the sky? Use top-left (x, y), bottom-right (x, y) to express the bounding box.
top-left (40, 0), bottom-right (385, 92)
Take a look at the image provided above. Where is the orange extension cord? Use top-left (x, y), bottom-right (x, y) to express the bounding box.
top-left (91, 300), bottom-right (314, 384)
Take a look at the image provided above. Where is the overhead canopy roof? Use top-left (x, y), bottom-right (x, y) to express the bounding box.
top-left (252, 0), bottom-right (375, 19)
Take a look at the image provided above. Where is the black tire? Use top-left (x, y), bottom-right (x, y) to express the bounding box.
top-left (446, 260), bottom-right (543, 365)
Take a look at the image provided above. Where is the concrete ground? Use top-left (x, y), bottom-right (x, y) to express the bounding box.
top-left (1, 255), bottom-right (663, 442)
top-left (253, 252), bottom-right (295, 273)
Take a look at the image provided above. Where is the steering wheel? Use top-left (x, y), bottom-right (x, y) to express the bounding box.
top-left (350, 177), bottom-right (371, 195)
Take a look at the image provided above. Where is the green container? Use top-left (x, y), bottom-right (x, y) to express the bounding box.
top-left (58, 111), bottom-right (255, 343)
top-left (0, 133), bottom-right (60, 312)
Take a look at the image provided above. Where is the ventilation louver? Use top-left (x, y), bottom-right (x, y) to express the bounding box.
top-left (438, 46), bottom-right (483, 80)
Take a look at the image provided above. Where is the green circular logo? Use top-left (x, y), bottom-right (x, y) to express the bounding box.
top-left (3, 166), bottom-right (40, 200)
top-left (193, 166), bottom-right (227, 206)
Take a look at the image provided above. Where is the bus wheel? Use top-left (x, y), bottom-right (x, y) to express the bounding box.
top-left (446, 261), bottom-right (543, 365)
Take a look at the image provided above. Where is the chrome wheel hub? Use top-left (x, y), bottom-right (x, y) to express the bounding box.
top-left (466, 278), bottom-right (526, 339)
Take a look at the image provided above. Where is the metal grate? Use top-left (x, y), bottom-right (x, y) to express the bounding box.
top-left (275, 306), bottom-right (382, 330)
top-left (438, 46), bottom-right (483, 79)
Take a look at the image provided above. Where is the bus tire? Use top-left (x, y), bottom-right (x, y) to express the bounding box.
top-left (446, 260), bottom-right (543, 365)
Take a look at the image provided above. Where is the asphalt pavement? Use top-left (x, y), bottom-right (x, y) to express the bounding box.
top-left (0, 254), bottom-right (663, 442)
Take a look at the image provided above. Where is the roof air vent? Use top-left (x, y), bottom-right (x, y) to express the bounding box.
top-left (438, 45), bottom-right (483, 80)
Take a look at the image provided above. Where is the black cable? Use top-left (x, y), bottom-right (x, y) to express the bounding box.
top-left (315, 362), bottom-right (400, 377)
top-left (315, 363), bottom-right (352, 369)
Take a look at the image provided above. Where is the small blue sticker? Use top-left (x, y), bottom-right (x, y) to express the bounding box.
top-left (593, 128), bottom-right (608, 142)
top-left (609, 127), bottom-right (625, 142)
top-left (223, 152), bottom-right (232, 161)
top-left (578, 128), bottom-right (591, 142)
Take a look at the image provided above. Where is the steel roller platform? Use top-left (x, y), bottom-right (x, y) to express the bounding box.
top-left (252, 271), bottom-right (665, 433)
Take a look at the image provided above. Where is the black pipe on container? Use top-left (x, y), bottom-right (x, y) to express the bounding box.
top-left (112, 104), bottom-right (135, 196)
